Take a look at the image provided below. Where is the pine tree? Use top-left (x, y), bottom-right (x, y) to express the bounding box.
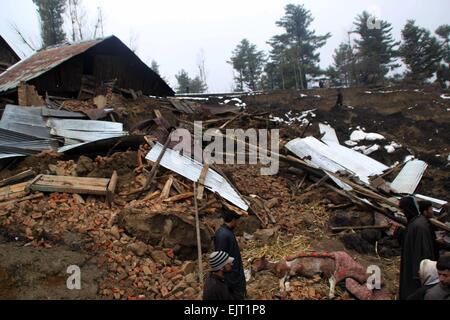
top-left (399, 20), bottom-right (443, 82)
top-left (175, 69), bottom-right (191, 94)
top-left (331, 43), bottom-right (357, 86)
top-left (435, 24), bottom-right (450, 87)
top-left (32, 0), bottom-right (66, 48)
top-left (229, 39), bottom-right (265, 91)
top-left (175, 70), bottom-right (207, 94)
top-left (353, 11), bottom-right (399, 85)
top-left (190, 76), bottom-right (208, 93)
top-left (268, 4), bottom-right (331, 89)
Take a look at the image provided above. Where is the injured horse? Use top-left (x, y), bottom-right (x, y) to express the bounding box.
top-left (250, 251), bottom-right (390, 300)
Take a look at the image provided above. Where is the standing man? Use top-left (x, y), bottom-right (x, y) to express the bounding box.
top-left (213, 209), bottom-right (246, 300)
top-left (334, 88), bottom-right (343, 109)
top-left (399, 197), bottom-right (438, 300)
top-left (203, 251), bottom-right (235, 300)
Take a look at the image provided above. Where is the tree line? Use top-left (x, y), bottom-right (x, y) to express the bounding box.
top-left (18, 1), bottom-right (450, 93)
top-left (228, 4), bottom-right (450, 91)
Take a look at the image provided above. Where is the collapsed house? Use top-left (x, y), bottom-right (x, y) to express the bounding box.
top-left (0, 35), bottom-right (174, 104)
top-left (0, 39), bottom-right (448, 301)
top-left (0, 35), bottom-right (20, 74)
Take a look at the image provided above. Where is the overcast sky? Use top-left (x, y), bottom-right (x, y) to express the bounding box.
top-left (1, 0), bottom-right (449, 92)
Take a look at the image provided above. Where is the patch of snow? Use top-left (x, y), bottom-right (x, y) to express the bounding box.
top-left (231, 98), bottom-right (243, 103)
top-left (404, 155), bottom-right (415, 163)
top-left (440, 94), bottom-right (450, 100)
top-left (350, 129), bottom-right (385, 142)
top-left (448, 155), bottom-right (450, 162)
top-left (363, 144), bottom-right (380, 155)
top-left (347, 105), bottom-right (354, 110)
top-left (384, 141), bottom-right (402, 154)
top-left (365, 91), bottom-right (372, 94)
top-left (314, 95), bottom-right (321, 98)
top-left (345, 140), bottom-right (358, 147)
top-left (300, 94), bottom-right (308, 98)
top-left (223, 99), bottom-right (231, 104)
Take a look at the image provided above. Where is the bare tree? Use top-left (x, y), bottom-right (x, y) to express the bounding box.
top-left (93, 6), bottom-right (105, 39)
top-left (67, 0), bottom-right (87, 41)
top-left (9, 22), bottom-right (40, 52)
top-left (128, 30), bottom-right (139, 53)
top-left (197, 49), bottom-right (208, 87)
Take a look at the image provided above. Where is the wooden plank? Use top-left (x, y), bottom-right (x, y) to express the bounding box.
top-left (0, 192), bottom-right (44, 207)
top-left (196, 164), bottom-right (209, 200)
top-left (29, 175), bottom-right (109, 196)
top-left (144, 190), bottom-right (161, 201)
top-left (0, 169), bottom-right (36, 188)
top-left (163, 192), bottom-right (195, 202)
top-left (0, 181), bottom-right (30, 194)
top-left (193, 183), bottom-right (204, 286)
top-left (0, 190), bottom-right (29, 202)
top-left (159, 176), bottom-right (174, 200)
top-left (106, 171), bottom-right (118, 207)
top-left (37, 175), bottom-right (110, 187)
top-left (331, 225), bottom-right (389, 232)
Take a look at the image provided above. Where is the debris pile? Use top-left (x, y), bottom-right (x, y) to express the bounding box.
top-left (0, 36), bottom-right (449, 300)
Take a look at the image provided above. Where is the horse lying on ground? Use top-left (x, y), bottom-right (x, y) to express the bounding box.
top-left (251, 251), bottom-right (389, 299)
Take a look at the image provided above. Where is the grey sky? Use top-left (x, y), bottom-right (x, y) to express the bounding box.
top-left (1, 0), bottom-right (449, 92)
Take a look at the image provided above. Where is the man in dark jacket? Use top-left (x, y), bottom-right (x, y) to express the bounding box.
top-left (399, 197), bottom-right (438, 300)
top-left (213, 210), bottom-right (246, 300)
top-left (424, 254), bottom-right (450, 300)
top-left (203, 251), bottom-right (235, 300)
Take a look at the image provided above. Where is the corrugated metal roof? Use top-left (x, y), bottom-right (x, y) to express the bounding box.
top-left (146, 143), bottom-right (249, 211)
top-left (285, 136), bottom-right (389, 185)
top-left (390, 160), bottom-right (428, 194)
top-left (0, 37), bottom-right (104, 93)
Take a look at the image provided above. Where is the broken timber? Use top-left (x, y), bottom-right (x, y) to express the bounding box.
top-left (29, 174), bottom-right (110, 196)
top-left (0, 169), bottom-right (36, 188)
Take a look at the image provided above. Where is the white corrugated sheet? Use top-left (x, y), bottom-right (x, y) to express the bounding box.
top-left (319, 123), bottom-right (339, 144)
top-left (49, 128), bottom-right (128, 142)
top-left (146, 143), bottom-right (249, 211)
top-left (390, 160), bottom-right (428, 194)
top-left (285, 137), bottom-right (388, 185)
top-left (47, 119), bottom-right (123, 132)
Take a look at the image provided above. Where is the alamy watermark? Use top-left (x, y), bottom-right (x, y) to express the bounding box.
top-left (366, 265), bottom-right (382, 290)
top-left (169, 121), bottom-right (280, 175)
top-left (66, 265), bottom-right (81, 290)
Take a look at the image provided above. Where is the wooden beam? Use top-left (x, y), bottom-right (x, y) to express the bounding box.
top-left (106, 171), bottom-right (118, 207)
top-left (0, 169), bottom-right (36, 188)
top-left (331, 225), bottom-right (389, 232)
top-left (29, 175), bottom-right (110, 196)
top-left (193, 183), bottom-right (204, 287)
top-left (163, 192), bottom-right (195, 203)
top-left (196, 164), bottom-right (209, 200)
top-left (159, 176), bottom-right (174, 200)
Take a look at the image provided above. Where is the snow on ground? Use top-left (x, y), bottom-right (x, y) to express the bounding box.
top-left (440, 94), bottom-right (450, 100)
top-left (269, 109), bottom-right (316, 125)
top-left (350, 129), bottom-right (385, 142)
top-left (404, 155), bottom-right (415, 162)
top-left (352, 144), bottom-right (380, 155)
top-left (384, 142), bottom-right (402, 154)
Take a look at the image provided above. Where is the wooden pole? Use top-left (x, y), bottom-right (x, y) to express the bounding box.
top-left (193, 182), bottom-right (204, 286)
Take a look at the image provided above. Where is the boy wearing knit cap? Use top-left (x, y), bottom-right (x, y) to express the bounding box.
top-left (203, 251), bottom-right (235, 300)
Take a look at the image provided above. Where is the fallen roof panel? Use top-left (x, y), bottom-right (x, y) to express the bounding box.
top-left (285, 137), bottom-right (388, 184)
top-left (390, 160), bottom-right (428, 194)
top-left (47, 119), bottom-right (123, 132)
top-left (42, 108), bottom-right (86, 118)
top-left (319, 123), bottom-right (340, 144)
top-left (146, 143), bottom-right (249, 211)
top-left (50, 128), bottom-right (128, 142)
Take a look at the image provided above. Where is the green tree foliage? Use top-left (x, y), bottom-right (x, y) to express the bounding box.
top-left (266, 4), bottom-right (331, 89)
top-left (353, 11), bottom-right (399, 85)
top-left (229, 39), bottom-right (265, 91)
top-left (329, 42), bottom-right (357, 86)
top-left (32, 0), bottom-right (66, 48)
top-left (435, 24), bottom-right (450, 87)
top-left (175, 70), bottom-right (207, 94)
top-left (399, 20), bottom-right (443, 82)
